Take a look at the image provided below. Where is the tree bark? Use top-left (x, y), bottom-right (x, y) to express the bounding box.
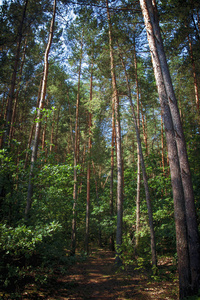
top-left (106, 0), bottom-right (123, 265)
top-left (147, 0), bottom-right (200, 294)
top-left (3, 0), bottom-right (29, 147)
top-left (24, 79), bottom-right (42, 169)
top-left (188, 36), bottom-right (200, 112)
top-left (85, 61), bottom-right (93, 255)
top-left (25, 0), bottom-right (56, 216)
top-left (139, 0), bottom-right (192, 297)
top-left (110, 100), bottom-right (115, 251)
top-left (42, 99), bottom-right (49, 152)
top-left (134, 43), bottom-right (141, 250)
top-left (9, 38), bottom-right (27, 143)
top-left (71, 33), bottom-right (83, 256)
top-left (161, 116), bottom-right (165, 175)
top-left (141, 105), bottom-right (148, 156)
top-left (92, 160), bottom-right (102, 247)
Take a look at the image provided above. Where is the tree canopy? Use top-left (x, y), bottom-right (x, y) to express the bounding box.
top-left (0, 0), bottom-right (200, 298)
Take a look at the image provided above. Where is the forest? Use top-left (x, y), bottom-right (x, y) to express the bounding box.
top-left (0, 0), bottom-right (200, 299)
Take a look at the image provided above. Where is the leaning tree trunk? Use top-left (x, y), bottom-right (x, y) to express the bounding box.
top-left (25, 0), bottom-right (56, 217)
top-left (146, 0), bottom-right (200, 294)
top-left (119, 50), bottom-right (157, 267)
top-left (139, 0), bottom-right (192, 297)
top-left (107, 0), bottom-right (123, 265)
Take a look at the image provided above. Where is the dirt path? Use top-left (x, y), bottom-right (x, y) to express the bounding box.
top-left (44, 249), bottom-right (178, 300)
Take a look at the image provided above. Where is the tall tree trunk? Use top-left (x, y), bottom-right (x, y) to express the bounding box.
top-left (110, 100), bottom-right (115, 251)
top-left (139, 0), bottom-right (193, 297)
top-left (92, 160), bottom-right (102, 247)
top-left (24, 80), bottom-right (42, 169)
top-left (134, 42), bottom-right (141, 250)
top-left (9, 38), bottom-right (27, 143)
top-left (119, 49), bottom-right (157, 267)
top-left (25, 0), bottom-right (56, 217)
top-left (71, 33), bottom-right (83, 256)
top-left (85, 61), bottom-right (93, 255)
top-left (141, 105), bottom-right (148, 156)
top-left (3, 0), bottom-right (29, 147)
top-left (42, 99), bottom-right (49, 152)
top-left (67, 91), bottom-right (74, 153)
top-left (147, 0), bottom-right (200, 294)
top-left (106, 0), bottom-right (123, 265)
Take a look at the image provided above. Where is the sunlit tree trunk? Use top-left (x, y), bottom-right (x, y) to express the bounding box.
top-left (71, 33), bottom-right (83, 256)
top-left (148, 0), bottom-right (200, 295)
top-left (24, 80), bottom-right (42, 169)
top-left (107, 0), bottom-right (123, 265)
top-left (139, 0), bottom-right (194, 297)
top-left (134, 43), bottom-right (141, 250)
top-left (25, 0), bottom-right (56, 216)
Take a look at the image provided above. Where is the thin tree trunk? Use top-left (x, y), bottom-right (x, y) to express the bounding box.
top-left (24, 80), bottom-right (42, 168)
top-left (139, 0), bottom-right (192, 297)
top-left (9, 38), bottom-right (27, 143)
top-left (42, 98), bottom-right (49, 152)
top-left (55, 105), bottom-right (61, 162)
top-left (119, 50), bottom-right (157, 267)
top-left (161, 116), bottom-right (165, 175)
top-left (85, 61), bottom-right (93, 255)
top-left (107, 0), bottom-right (123, 265)
top-left (50, 109), bottom-right (55, 152)
top-left (25, 0), bottom-right (56, 216)
top-left (188, 36), bottom-right (200, 112)
top-left (110, 100), bottom-right (115, 251)
top-left (141, 106), bottom-right (148, 155)
top-left (134, 42), bottom-right (141, 250)
top-left (3, 0), bottom-right (29, 147)
top-left (0, 93), bottom-right (6, 148)
top-left (67, 91), bottom-right (74, 153)
top-left (148, 0), bottom-right (200, 294)
top-left (92, 160), bottom-right (102, 247)
top-left (71, 33), bottom-right (83, 256)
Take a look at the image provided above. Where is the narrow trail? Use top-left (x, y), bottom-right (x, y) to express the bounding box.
top-left (46, 249), bottom-right (178, 300)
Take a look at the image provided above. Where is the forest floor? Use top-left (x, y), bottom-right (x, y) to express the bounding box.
top-left (17, 248), bottom-right (179, 300)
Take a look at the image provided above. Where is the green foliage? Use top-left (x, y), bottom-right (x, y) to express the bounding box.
top-left (0, 221), bottom-right (61, 293)
top-left (0, 222), bottom-right (61, 255)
